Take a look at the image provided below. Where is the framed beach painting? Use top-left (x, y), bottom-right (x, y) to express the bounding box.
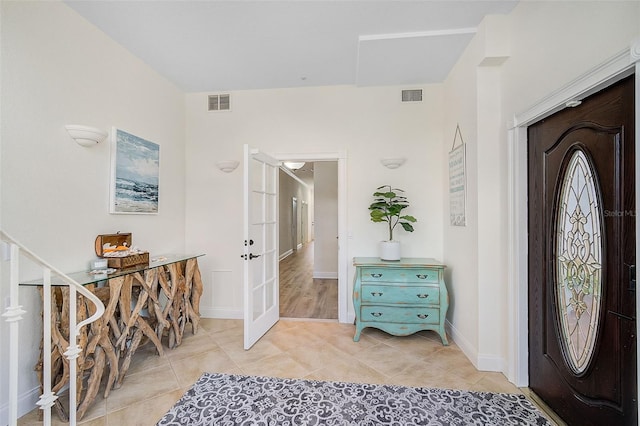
top-left (110, 128), bottom-right (160, 214)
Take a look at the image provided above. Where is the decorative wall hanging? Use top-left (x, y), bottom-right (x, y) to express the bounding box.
top-left (110, 128), bottom-right (160, 214)
top-left (448, 124), bottom-right (466, 226)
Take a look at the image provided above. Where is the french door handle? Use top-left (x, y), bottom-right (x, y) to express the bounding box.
top-left (240, 253), bottom-right (261, 260)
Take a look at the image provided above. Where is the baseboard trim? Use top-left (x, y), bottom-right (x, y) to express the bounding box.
top-left (200, 308), bottom-right (243, 319)
top-left (312, 271), bottom-right (338, 279)
top-left (477, 353), bottom-right (504, 372)
top-left (279, 250), bottom-right (293, 261)
top-left (445, 320), bottom-right (504, 373)
top-left (445, 320), bottom-right (478, 369)
top-left (0, 386), bottom-right (40, 425)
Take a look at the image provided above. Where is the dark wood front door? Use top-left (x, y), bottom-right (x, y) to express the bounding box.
top-left (528, 75), bottom-right (636, 425)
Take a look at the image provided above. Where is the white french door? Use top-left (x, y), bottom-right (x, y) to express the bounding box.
top-left (243, 144), bottom-right (279, 350)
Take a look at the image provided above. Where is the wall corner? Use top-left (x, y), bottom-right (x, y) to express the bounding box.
top-left (477, 14), bottom-right (511, 67)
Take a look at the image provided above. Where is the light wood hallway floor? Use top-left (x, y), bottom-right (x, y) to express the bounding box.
top-left (279, 241), bottom-right (338, 319)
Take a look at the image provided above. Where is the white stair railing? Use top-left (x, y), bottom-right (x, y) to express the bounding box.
top-left (1, 230), bottom-right (105, 426)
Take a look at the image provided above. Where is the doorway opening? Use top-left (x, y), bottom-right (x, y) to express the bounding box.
top-left (278, 160), bottom-right (339, 319)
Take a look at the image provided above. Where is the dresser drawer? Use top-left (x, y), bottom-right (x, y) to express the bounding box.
top-left (361, 284), bottom-right (439, 305)
top-left (360, 267), bottom-right (439, 284)
top-left (361, 306), bottom-right (439, 324)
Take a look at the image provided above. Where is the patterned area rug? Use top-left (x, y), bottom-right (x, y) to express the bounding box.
top-left (157, 373), bottom-right (551, 425)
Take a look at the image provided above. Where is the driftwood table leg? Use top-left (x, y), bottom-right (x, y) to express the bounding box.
top-left (116, 275), bottom-right (133, 352)
top-left (135, 315), bottom-right (164, 355)
top-left (140, 269), bottom-right (170, 349)
top-left (117, 328), bottom-right (143, 386)
top-left (116, 283), bottom-right (148, 349)
top-left (157, 268), bottom-right (174, 344)
top-left (116, 272), bottom-right (165, 355)
top-left (84, 283), bottom-right (122, 396)
top-left (99, 328), bottom-right (120, 395)
top-left (168, 270), bottom-right (186, 349)
top-left (187, 258), bottom-right (204, 334)
top-left (77, 345), bottom-right (105, 419)
top-left (165, 260), bottom-right (204, 348)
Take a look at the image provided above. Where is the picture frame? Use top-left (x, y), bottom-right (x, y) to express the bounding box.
top-left (110, 128), bottom-right (160, 214)
top-left (448, 124), bottom-right (466, 226)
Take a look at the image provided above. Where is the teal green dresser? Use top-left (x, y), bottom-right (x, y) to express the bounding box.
top-left (352, 257), bottom-right (449, 345)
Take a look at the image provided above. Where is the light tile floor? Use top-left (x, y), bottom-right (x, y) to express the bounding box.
top-left (19, 319), bottom-right (557, 425)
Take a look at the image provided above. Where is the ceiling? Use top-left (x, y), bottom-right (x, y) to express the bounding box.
top-left (65, 1), bottom-right (518, 92)
top-left (290, 162), bottom-right (315, 187)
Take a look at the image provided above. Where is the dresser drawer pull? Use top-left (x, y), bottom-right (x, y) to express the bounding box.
top-left (416, 274), bottom-right (429, 280)
top-left (417, 314), bottom-right (429, 319)
top-left (370, 312), bottom-right (383, 317)
top-left (370, 273), bottom-right (383, 278)
top-left (416, 294), bottom-right (429, 299)
top-left (371, 292), bottom-right (383, 297)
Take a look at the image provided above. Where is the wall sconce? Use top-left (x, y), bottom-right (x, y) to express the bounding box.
top-left (380, 158), bottom-right (406, 169)
top-left (65, 125), bottom-right (108, 147)
top-left (284, 161), bottom-right (305, 171)
top-left (216, 160), bottom-right (239, 173)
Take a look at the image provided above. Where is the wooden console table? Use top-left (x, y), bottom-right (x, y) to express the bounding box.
top-left (22, 253), bottom-right (204, 420)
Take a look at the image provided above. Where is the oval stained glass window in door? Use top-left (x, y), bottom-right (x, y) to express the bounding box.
top-left (555, 149), bottom-right (603, 374)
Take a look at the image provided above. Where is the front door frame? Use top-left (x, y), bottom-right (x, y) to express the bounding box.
top-left (274, 151), bottom-right (348, 324)
top-left (508, 40), bottom-right (640, 400)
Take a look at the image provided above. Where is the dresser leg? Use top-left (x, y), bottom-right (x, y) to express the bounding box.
top-left (439, 329), bottom-right (449, 346)
top-left (353, 325), bottom-right (362, 342)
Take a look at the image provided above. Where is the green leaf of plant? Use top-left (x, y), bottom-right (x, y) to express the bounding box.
top-left (400, 215), bottom-right (417, 222)
top-left (400, 222), bottom-right (415, 232)
top-left (369, 202), bottom-right (388, 210)
top-left (370, 210), bottom-right (388, 222)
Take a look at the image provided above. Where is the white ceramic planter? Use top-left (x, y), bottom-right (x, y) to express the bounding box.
top-left (379, 241), bottom-right (401, 261)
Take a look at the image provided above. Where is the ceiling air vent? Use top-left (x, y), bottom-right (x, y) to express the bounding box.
top-left (208, 94), bottom-right (230, 111)
top-left (401, 89), bottom-right (422, 103)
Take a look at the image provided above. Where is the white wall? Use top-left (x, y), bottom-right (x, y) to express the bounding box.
top-left (442, 1), bottom-right (639, 374)
top-left (0, 1), bottom-right (186, 420)
top-left (278, 170), bottom-right (311, 257)
top-left (313, 161), bottom-right (338, 278)
top-left (185, 84), bottom-right (445, 319)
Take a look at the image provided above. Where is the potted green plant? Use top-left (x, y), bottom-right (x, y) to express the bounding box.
top-left (369, 185), bottom-right (417, 260)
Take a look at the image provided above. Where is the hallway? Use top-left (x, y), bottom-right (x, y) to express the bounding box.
top-left (279, 241), bottom-right (338, 319)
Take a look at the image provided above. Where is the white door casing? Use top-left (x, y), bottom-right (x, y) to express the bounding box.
top-left (507, 42), bottom-right (640, 389)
